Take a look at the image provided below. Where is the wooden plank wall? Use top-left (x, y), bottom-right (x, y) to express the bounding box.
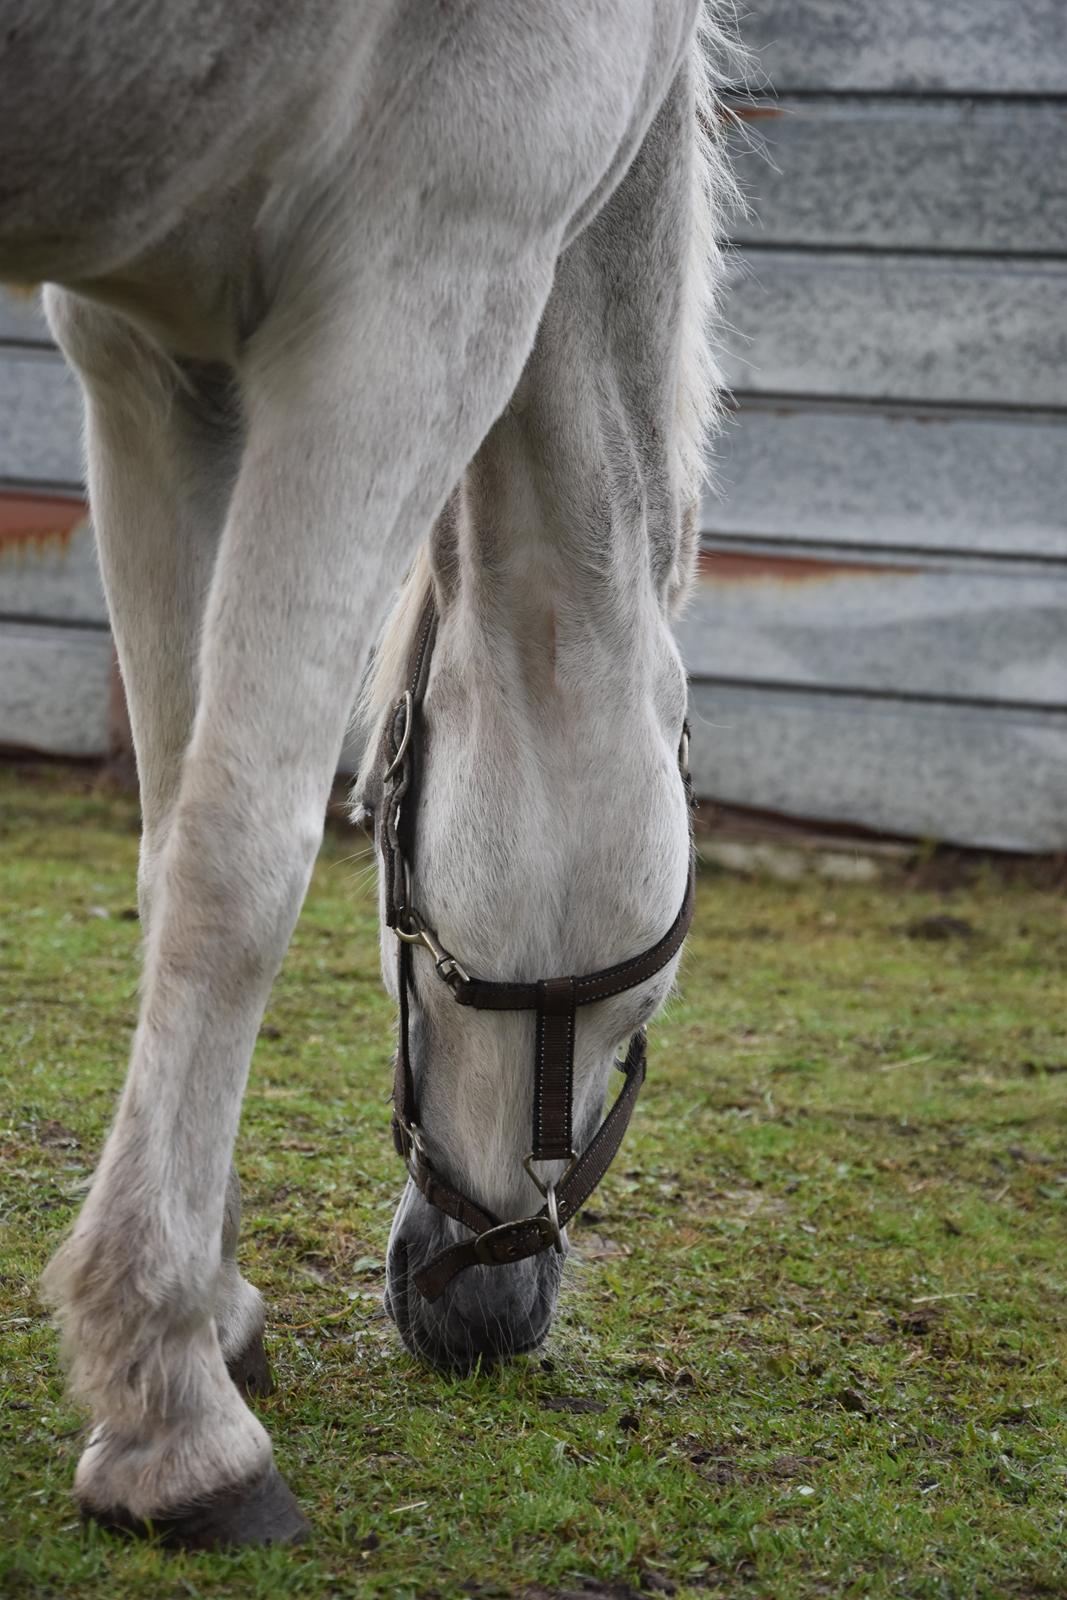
top-left (2, 1), bottom-right (1066, 847)
top-left (684, 0), bottom-right (1067, 849)
top-left (0, 299), bottom-right (109, 756)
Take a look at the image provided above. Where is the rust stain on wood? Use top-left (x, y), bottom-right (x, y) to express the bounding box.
top-left (722, 102), bottom-right (783, 122)
top-left (698, 550), bottom-right (922, 585)
top-left (0, 492), bottom-right (88, 558)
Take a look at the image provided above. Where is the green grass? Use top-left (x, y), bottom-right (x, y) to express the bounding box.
top-left (1, 764), bottom-right (1065, 1600)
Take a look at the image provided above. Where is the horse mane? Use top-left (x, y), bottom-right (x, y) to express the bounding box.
top-left (676, 0), bottom-right (746, 513)
top-left (353, 1), bottom-right (744, 791)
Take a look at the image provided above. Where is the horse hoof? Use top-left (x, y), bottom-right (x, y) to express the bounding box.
top-left (84, 1463), bottom-right (310, 1550)
top-left (226, 1328), bottom-right (276, 1398)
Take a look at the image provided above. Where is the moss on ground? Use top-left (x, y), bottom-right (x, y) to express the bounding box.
top-left (1, 764), bottom-right (1064, 1600)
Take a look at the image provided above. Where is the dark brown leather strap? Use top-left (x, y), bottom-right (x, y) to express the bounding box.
top-left (381, 595), bottom-right (437, 930)
top-left (413, 1032), bottom-right (647, 1301)
top-left (406, 1142), bottom-right (498, 1240)
top-left (391, 938), bottom-right (416, 1154)
top-left (445, 856), bottom-right (695, 1013)
top-left (533, 976), bottom-right (577, 1161)
top-left (376, 588), bottom-right (697, 1302)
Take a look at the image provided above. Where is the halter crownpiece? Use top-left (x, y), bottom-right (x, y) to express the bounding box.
top-left (374, 595), bottom-right (695, 1302)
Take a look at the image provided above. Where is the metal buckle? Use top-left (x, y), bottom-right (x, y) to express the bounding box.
top-left (679, 724), bottom-right (690, 777)
top-left (398, 1120), bottom-right (428, 1178)
top-left (394, 901), bottom-right (470, 987)
top-left (521, 1154), bottom-right (575, 1256)
top-left (473, 1212), bottom-right (560, 1265)
top-left (523, 1151), bottom-right (578, 1196)
top-left (405, 1121), bottom-right (427, 1158)
top-left (383, 691), bottom-right (414, 781)
top-left (395, 1119), bottom-right (426, 1162)
top-left (395, 904), bottom-right (427, 944)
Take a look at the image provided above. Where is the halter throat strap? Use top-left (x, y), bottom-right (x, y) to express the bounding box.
top-left (377, 594), bottom-right (695, 1302)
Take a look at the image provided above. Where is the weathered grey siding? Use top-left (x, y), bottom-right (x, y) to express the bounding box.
top-left (2, 6), bottom-right (1066, 849)
top-left (735, 0), bottom-right (1067, 93)
top-left (0, 347), bottom-right (82, 485)
top-left (721, 255), bottom-right (1067, 408)
top-left (730, 100), bottom-right (1067, 255)
top-left (0, 286), bottom-right (104, 756)
top-left (678, 554), bottom-right (1066, 706)
top-left (687, 685), bottom-right (1067, 853)
top-left (0, 287), bottom-right (52, 347)
top-left (694, 1), bottom-right (1067, 848)
top-left (0, 620), bottom-right (111, 757)
top-left (703, 406), bottom-right (1067, 559)
top-left (2, 514), bottom-right (106, 623)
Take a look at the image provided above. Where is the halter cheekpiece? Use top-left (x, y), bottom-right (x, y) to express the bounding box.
top-left (374, 596), bottom-right (695, 1302)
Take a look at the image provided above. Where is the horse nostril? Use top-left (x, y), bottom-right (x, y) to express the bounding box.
top-left (386, 1231), bottom-right (557, 1372)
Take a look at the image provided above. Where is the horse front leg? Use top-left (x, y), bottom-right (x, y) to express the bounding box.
top-left (44, 292), bottom-right (274, 1409)
top-left (40, 147), bottom-right (572, 1550)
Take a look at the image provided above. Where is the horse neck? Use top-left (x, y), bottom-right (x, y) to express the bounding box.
top-left (432, 61), bottom-right (710, 748)
top-left (434, 425), bottom-right (682, 746)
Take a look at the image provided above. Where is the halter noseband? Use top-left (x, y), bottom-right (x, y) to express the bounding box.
top-left (374, 596), bottom-right (695, 1302)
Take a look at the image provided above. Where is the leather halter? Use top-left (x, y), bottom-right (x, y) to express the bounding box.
top-left (374, 595), bottom-right (695, 1302)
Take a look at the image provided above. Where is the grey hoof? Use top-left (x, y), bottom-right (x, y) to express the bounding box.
top-left (84, 1462), bottom-right (310, 1550)
top-left (226, 1328), bottom-right (276, 1398)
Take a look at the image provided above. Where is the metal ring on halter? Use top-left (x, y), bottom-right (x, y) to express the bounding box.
top-left (395, 858), bottom-right (423, 941)
top-left (523, 1150), bottom-right (578, 1196)
top-left (394, 861), bottom-right (470, 982)
top-left (404, 1121), bottom-right (427, 1158)
top-left (383, 690), bottom-right (414, 781)
top-left (395, 905), bottom-right (427, 943)
top-left (472, 1210), bottom-right (561, 1265)
top-left (543, 1183), bottom-right (564, 1253)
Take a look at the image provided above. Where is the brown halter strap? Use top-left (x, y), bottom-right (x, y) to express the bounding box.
top-left (375, 594), bottom-right (695, 1302)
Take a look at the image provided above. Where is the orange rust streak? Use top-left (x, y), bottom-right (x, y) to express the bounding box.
top-left (0, 493), bottom-right (89, 557)
top-left (723, 104), bottom-right (783, 122)
top-left (698, 550), bottom-right (921, 585)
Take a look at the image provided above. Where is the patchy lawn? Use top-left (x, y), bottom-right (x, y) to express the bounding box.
top-left (1, 764), bottom-right (1064, 1600)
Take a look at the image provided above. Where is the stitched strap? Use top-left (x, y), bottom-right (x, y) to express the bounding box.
top-left (380, 595), bottom-right (437, 928)
top-left (533, 976), bottom-right (576, 1161)
top-left (404, 1143), bottom-right (499, 1239)
top-left (391, 938), bottom-right (416, 1144)
top-left (376, 592), bottom-right (696, 1304)
top-left (447, 854), bottom-right (695, 1012)
top-left (412, 1032), bottom-right (647, 1302)
top-left (382, 597), bottom-right (437, 1150)
top-left (394, 846), bottom-right (694, 1303)
top-left (381, 698), bottom-right (411, 929)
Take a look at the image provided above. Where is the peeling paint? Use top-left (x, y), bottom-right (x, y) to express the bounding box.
top-left (0, 493), bottom-right (89, 561)
top-left (723, 101), bottom-right (783, 122)
top-left (698, 549), bottom-right (921, 585)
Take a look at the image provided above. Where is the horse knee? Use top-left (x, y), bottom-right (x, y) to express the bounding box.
top-left (156, 780), bottom-right (323, 996)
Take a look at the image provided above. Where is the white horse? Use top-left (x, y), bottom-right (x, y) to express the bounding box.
top-left (2, 0), bottom-right (734, 1547)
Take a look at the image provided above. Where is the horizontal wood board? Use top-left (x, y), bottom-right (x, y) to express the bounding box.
top-left (688, 682), bottom-right (1067, 852)
top-left (0, 621), bottom-right (111, 757)
top-left (720, 254), bottom-right (1067, 409)
top-left (0, 288), bottom-right (49, 345)
top-left (3, 0), bottom-right (1066, 852)
top-left (729, 99), bottom-right (1067, 255)
top-left (0, 510), bottom-right (104, 625)
top-left (702, 403), bottom-right (1067, 560)
top-left (0, 349), bottom-right (82, 486)
top-left (731, 0), bottom-right (1067, 93)
top-left (677, 554), bottom-right (1067, 706)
